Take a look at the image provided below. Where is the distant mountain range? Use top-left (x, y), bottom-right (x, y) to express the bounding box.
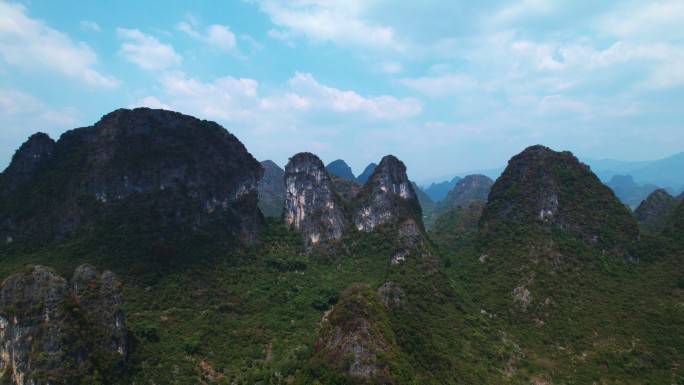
top-left (414, 152), bottom-right (684, 209)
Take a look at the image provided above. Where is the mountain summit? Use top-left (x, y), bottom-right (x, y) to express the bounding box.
top-left (480, 144), bottom-right (637, 251)
top-left (352, 155), bottom-right (421, 232)
top-left (0, 108), bottom-right (263, 246)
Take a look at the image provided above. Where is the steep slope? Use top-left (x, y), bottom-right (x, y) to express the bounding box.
top-left (0, 265), bottom-right (126, 384)
top-left (257, 160), bottom-right (286, 217)
top-left (284, 153), bottom-right (346, 250)
top-left (330, 175), bottom-right (362, 202)
top-left (633, 188), bottom-right (679, 235)
top-left (425, 174), bottom-right (492, 228)
top-left (411, 181), bottom-right (436, 220)
top-left (480, 145), bottom-right (638, 251)
top-left (0, 108), bottom-right (263, 247)
top-left (356, 163), bottom-right (377, 185)
top-left (428, 201), bottom-right (485, 253)
top-left (352, 155), bottom-right (422, 232)
top-left (326, 159), bottom-right (357, 181)
top-left (309, 283), bottom-right (404, 384)
top-left (447, 145), bottom-right (679, 383)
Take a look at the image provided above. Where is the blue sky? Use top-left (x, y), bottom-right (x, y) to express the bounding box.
top-left (1, 0), bottom-right (683, 181)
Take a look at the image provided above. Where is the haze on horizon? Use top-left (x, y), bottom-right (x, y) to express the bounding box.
top-left (0, 0), bottom-right (682, 181)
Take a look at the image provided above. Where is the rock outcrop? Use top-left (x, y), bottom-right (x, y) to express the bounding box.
top-left (1, 133), bottom-right (55, 184)
top-left (325, 159), bottom-right (357, 182)
top-left (0, 265), bottom-right (126, 384)
top-left (356, 163), bottom-right (377, 185)
top-left (309, 283), bottom-right (399, 384)
top-left (633, 188), bottom-right (679, 235)
top-left (480, 145), bottom-right (638, 251)
top-left (258, 160), bottom-right (286, 218)
top-left (352, 156), bottom-right (421, 232)
top-left (0, 108), bottom-right (263, 245)
top-left (284, 153), bottom-right (346, 249)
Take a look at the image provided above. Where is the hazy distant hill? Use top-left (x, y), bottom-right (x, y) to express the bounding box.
top-left (606, 175), bottom-right (659, 209)
top-left (356, 162), bottom-right (377, 185)
top-left (425, 174), bottom-right (493, 229)
top-left (325, 159), bottom-right (357, 181)
top-left (583, 152), bottom-right (684, 191)
top-left (422, 176), bottom-right (461, 202)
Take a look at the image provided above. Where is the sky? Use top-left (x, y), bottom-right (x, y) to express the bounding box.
top-left (0, 0), bottom-right (683, 182)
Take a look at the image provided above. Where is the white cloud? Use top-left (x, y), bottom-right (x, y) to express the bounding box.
top-left (256, 0), bottom-right (401, 51)
top-left (155, 71), bottom-right (259, 121)
top-left (378, 61), bottom-right (402, 74)
top-left (288, 72), bottom-right (421, 119)
top-left (0, 89), bottom-right (80, 126)
top-left (176, 19), bottom-right (237, 51)
top-left (0, 2), bottom-right (118, 88)
top-left (138, 71), bottom-right (420, 123)
top-left (601, 1), bottom-right (684, 41)
top-left (130, 96), bottom-right (172, 110)
top-left (0, 89), bottom-right (81, 169)
top-left (537, 95), bottom-right (591, 117)
top-left (80, 20), bottom-right (100, 32)
top-left (117, 28), bottom-right (181, 70)
top-left (400, 73), bottom-right (478, 97)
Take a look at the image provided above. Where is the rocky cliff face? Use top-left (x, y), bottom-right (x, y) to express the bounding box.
top-left (633, 188), bottom-right (679, 235)
top-left (284, 153), bottom-right (346, 249)
top-left (0, 108), bottom-right (263, 245)
top-left (352, 156), bottom-right (421, 232)
top-left (0, 265), bottom-right (126, 384)
top-left (257, 160), bottom-right (286, 218)
top-left (1, 133), bottom-right (55, 184)
top-left (309, 283), bottom-right (400, 384)
top-left (480, 145), bottom-right (638, 251)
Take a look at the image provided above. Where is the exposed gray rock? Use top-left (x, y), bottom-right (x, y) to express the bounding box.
top-left (391, 219), bottom-right (423, 265)
top-left (72, 265), bottom-right (127, 356)
top-left (353, 155), bottom-right (420, 232)
top-left (0, 265), bottom-right (126, 384)
top-left (284, 153), bottom-right (346, 249)
top-left (310, 283), bottom-right (398, 384)
top-left (2, 133), bottom-right (55, 178)
top-left (377, 282), bottom-right (405, 308)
